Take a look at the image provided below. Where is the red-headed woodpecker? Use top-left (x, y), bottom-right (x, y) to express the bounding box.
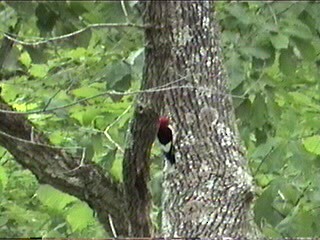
top-left (157, 116), bottom-right (176, 165)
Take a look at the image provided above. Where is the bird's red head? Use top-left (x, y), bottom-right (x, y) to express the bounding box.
top-left (159, 116), bottom-right (170, 128)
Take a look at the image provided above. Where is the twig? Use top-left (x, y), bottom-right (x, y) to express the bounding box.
top-left (253, 146), bottom-right (275, 176)
top-left (104, 105), bottom-right (132, 153)
top-left (3, 22), bottom-right (150, 47)
top-left (241, 61), bottom-right (266, 98)
top-left (0, 129), bottom-right (82, 151)
top-left (294, 181), bottom-right (311, 206)
top-left (121, 1), bottom-right (129, 23)
top-left (0, 75), bottom-right (188, 115)
top-left (268, 4), bottom-right (277, 25)
top-left (30, 126), bottom-right (35, 142)
top-left (43, 77), bottom-right (76, 111)
top-left (63, 147), bottom-right (87, 173)
top-left (108, 214), bottom-right (118, 238)
top-left (0, 76), bottom-right (245, 115)
top-left (43, 89), bottom-right (62, 111)
top-left (0, 150), bottom-right (8, 165)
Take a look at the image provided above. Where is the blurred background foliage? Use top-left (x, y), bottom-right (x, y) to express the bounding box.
top-left (0, 1), bottom-right (319, 238)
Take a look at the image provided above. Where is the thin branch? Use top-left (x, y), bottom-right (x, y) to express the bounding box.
top-left (108, 214), bottom-right (118, 238)
top-left (253, 146), bottom-right (275, 176)
top-left (3, 23), bottom-right (151, 47)
top-left (268, 4), bottom-right (278, 25)
top-left (30, 126), bottom-right (35, 142)
top-left (104, 105), bottom-right (132, 153)
top-left (121, 1), bottom-right (129, 23)
top-left (241, 61), bottom-right (266, 98)
top-left (63, 147), bottom-right (87, 173)
top-left (0, 129), bottom-right (82, 151)
top-left (43, 89), bottom-right (62, 111)
top-left (0, 150), bottom-right (8, 165)
top-left (294, 181), bottom-right (311, 207)
top-left (43, 77), bottom-right (76, 111)
top-left (0, 77), bottom-right (246, 115)
top-left (0, 75), bottom-right (189, 115)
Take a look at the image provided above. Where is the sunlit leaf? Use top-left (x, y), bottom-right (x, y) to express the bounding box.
top-left (29, 64), bottom-right (48, 78)
top-left (110, 155), bottom-right (123, 182)
top-left (303, 135), bottom-right (320, 155)
top-left (66, 202), bottom-right (94, 232)
top-left (72, 86), bottom-right (101, 98)
top-left (270, 34), bottom-right (289, 50)
top-left (19, 51), bottom-right (32, 68)
top-left (36, 185), bottom-right (77, 211)
top-left (0, 166), bottom-right (8, 191)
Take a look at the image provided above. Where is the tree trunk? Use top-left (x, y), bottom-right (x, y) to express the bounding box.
top-left (142, 1), bottom-right (261, 238)
top-left (122, 2), bottom-right (174, 236)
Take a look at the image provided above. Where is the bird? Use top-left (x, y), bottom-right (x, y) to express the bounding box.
top-left (157, 116), bottom-right (176, 165)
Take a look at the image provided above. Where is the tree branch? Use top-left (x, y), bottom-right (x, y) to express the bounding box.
top-left (0, 96), bottom-right (129, 235)
top-left (3, 22), bottom-right (150, 46)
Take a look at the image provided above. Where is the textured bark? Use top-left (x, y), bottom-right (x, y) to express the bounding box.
top-left (122, 2), bottom-right (173, 237)
top-left (140, 1), bottom-right (261, 238)
top-left (0, 98), bottom-right (129, 235)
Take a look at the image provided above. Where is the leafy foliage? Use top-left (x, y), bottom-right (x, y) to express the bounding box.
top-left (217, 2), bottom-right (320, 237)
top-left (0, 1), bottom-right (320, 238)
top-left (0, 1), bottom-right (143, 237)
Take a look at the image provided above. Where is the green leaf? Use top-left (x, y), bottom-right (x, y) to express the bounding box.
top-left (127, 48), bottom-right (144, 65)
top-left (254, 183), bottom-right (284, 226)
top-left (265, 142), bottom-right (288, 173)
top-left (72, 86), bottom-right (101, 98)
top-left (303, 135), bottom-right (320, 155)
top-left (279, 48), bottom-right (297, 76)
top-left (0, 215), bottom-right (8, 227)
top-left (293, 38), bottom-right (316, 61)
top-left (67, 48), bottom-right (88, 60)
top-left (99, 148), bottom-right (117, 170)
top-left (227, 4), bottom-right (252, 25)
top-left (279, 183), bottom-right (299, 204)
top-left (110, 155), bottom-right (123, 182)
top-left (105, 61), bottom-right (132, 92)
top-left (288, 92), bottom-right (319, 110)
top-left (270, 34), bottom-right (289, 50)
top-left (66, 202), bottom-right (94, 232)
top-left (262, 223), bottom-right (282, 238)
top-left (82, 108), bottom-right (104, 126)
top-left (241, 46), bottom-right (271, 59)
top-left (49, 131), bottom-right (68, 145)
top-left (276, 206), bottom-right (315, 237)
top-left (0, 166), bottom-right (8, 191)
top-left (19, 51), bottom-right (32, 68)
top-left (251, 137), bottom-right (282, 160)
top-left (282, 19), bottom-right (313, 40)
top-left (29, 64), bottom-right (48, 78)
top-left (255, 173), bottom-right (275, 187)
top-left (35, 3), bottom-right (58, 33)
top-left (251, 94), bottom-right (267, 128)
top-left (225, 52), bottom-right (245, 90)
top-left (36, 185), bottom-right (77, 211)
top-left (3, 46), bottom-right (20, 71)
